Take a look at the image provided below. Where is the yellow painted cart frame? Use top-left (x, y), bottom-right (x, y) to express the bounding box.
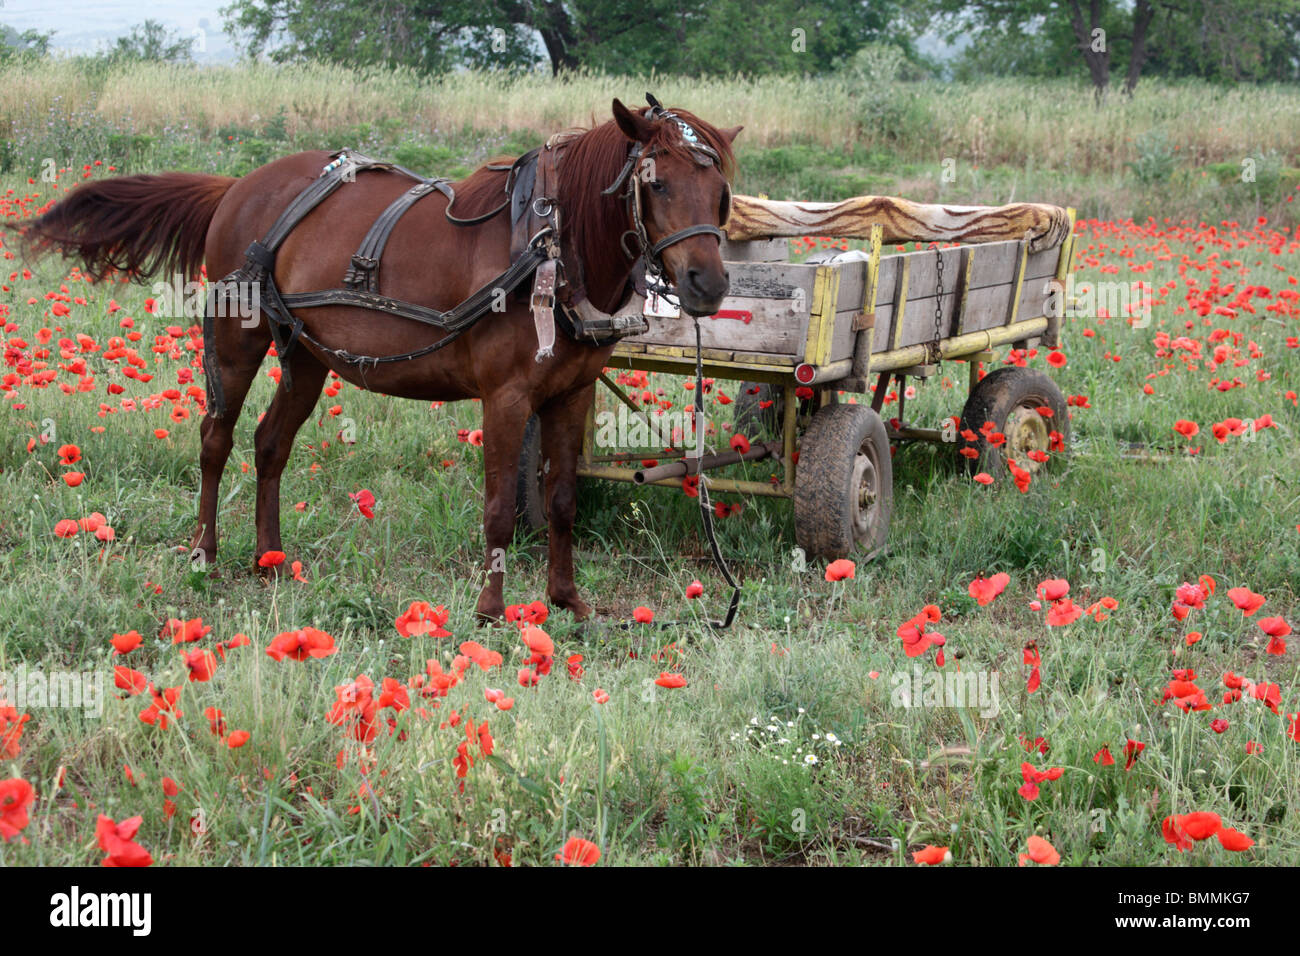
top-left (575, 208), bottom-right (1078, 501)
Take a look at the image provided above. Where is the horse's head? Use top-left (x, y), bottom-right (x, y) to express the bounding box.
top-left (608, 98), bottom-right (741, 317)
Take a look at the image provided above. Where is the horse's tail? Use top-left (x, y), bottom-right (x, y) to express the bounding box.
top-left (16, 172), bottom-right (237, 282)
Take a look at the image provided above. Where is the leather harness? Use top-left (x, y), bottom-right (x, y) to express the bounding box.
top-left (204, 103), bottom-right (729, 418)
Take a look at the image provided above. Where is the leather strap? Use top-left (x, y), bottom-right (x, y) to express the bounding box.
top-left (530, 258), bottom-right (558, 361)
top-left (344, 179), bottom-right (452, 291)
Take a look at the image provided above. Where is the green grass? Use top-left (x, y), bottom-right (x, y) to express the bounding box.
top-left (0, 78), bottom-right (1298, 866)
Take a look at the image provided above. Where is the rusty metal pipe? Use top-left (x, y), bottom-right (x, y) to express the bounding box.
top-left (633, 441), bottom-right (779, 484)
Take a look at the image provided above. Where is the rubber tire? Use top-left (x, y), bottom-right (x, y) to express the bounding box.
top-left (515, 415), bottom-right (547, 536)
top-left (958, 366), bottom-right (1070, 477)
top-left (794, 403), bottom-right (893, 559)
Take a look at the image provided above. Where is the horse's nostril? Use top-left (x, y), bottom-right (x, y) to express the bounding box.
top-left (685, 268), bottom-right (703, 293)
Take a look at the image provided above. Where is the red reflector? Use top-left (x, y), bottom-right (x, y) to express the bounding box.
top-left (794, 363), bottom-right (814, 384)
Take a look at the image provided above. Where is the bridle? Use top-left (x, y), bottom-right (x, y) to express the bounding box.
top-left (600, 95), bottom-right (732, 295)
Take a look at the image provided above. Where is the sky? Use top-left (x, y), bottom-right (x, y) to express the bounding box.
top-left (1, 0), bottom-right (238, 60)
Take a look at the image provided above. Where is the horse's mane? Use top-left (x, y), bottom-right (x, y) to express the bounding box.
top-left (452, 106), bottom-right (735, 311)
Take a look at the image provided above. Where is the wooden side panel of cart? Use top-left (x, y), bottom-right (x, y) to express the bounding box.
top-left (607, 212), bottom-right (1077, 388)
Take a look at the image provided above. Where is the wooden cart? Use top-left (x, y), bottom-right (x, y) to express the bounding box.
top-left (518, 195), bottom-right (1079, 560)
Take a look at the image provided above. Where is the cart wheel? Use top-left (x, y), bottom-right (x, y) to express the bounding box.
top-left (733, 382), bottom-right (783, 437)
top-left (734, 381), bottom-right (817, 438)
top-left (958, 367), bottom-right (1070, 476)
top-left (794, 403), bottom-right (893, 559)
top-left (515, 415), bottom-right (547, 536)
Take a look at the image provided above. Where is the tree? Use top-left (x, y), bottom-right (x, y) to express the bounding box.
top-left (222, 0), bottom-right (565, 73)
top-left (111, 19), bottom-right (197, 62)
top-left (221, 0), bottom-right (908, 76)
top-left (0, 24), bottom-right (52, 62)
top-left (934, 0), bottom-right (1300, 93)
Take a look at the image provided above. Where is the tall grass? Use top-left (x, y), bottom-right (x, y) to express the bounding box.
top-left (3, 59), bottom-right (1297, 177)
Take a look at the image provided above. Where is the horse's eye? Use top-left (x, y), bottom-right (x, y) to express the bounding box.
top-left (649, 180), bottom-right (667, 194)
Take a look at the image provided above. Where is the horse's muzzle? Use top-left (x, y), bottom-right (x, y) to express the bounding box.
top-left (677, 266), bottom-right (729, 317)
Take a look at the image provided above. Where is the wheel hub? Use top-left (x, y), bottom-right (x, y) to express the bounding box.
top-left (851, 449), bottom-right (879, 537)
top-left (1004, 404), bottom-right (1051, 471)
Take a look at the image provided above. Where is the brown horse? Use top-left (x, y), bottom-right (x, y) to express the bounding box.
top-left (20, 99), bottom-right (739, 621)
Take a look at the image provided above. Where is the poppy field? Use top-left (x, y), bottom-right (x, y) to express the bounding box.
top-left (2, 149), bottom-right (1299, 867)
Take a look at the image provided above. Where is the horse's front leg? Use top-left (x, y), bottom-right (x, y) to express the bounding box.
top-left (475, 394), bottom-right (531, 622)
top-left (539, 383), bottom-right (596, 620)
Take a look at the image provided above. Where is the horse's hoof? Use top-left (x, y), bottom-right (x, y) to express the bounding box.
top-left (474, 605), bottom-right (506, 627)
top-left (254, 557), bottom-right (290, 581)
top-left (550, 596), bottom-right (594, 622)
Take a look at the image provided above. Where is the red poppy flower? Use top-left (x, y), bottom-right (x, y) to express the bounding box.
top-left (257, 550), bottom-right (286, 568)
top-left (266, 627), bottom-right (338, 661)
top-left (506, 601), bottom-right (549, 625)
top-left (633, 606), bottom-right (654, 623)
top-left (161, 617), bottom-right (211, 644)
top-left (204, 707), bottom-right (227, 737)
top-left (1018, 835), bottom-right (1059, 866)
top-left (395, 601), bottom-right (452, 638)
top-left (912, 845), bottom-right (950, 865)
top-left (96, 814), bottom-right (153, 867)
top-left (1216, 827), bottom-right (1254, 851)
top-left (1258, 616), bottom-right (1290, 639)
top-left (182, 649), bottom-right (218, 682)
top-left (111, 631), bottom-right (143, 655)
top-left (1046, 598), bottom-right (1083, 626)
top-left (685, 580), bottom-right (704, 599)
top-left (1123, 738), bottom-right (1144, 770)
top-left (0, 778), bottom-right (34, 842)
top-left (1037, 578), bottom-right (1070, 602)
top-left (557, 837), bottom-right (601, 866)
top-left (1226, 586), bottom-right (1265, 616)
top-left (824, 559), bottom-right (856, 582)
top-left (521, 625), bottom-right (554, 657)
top-left (655, 672), bottom-right (687, 688)
top-left (113, 667), bottom-right (148, 696)
top-left (1162, 815), bottom-right (1195, 852)
top-left (349, 488), bottom-right (376, 519)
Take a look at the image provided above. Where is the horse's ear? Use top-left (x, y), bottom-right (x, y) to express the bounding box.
top-left (612, 98), bottom-right (654, 143)
top-left (719, 125), bottom-right (744, 144)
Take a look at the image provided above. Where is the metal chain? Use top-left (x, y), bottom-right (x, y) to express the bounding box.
top-left (930, 245), bottom-right (945, 363)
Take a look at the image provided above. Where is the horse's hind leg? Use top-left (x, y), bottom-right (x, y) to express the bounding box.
top-left (192, 315), bottom-right (270, 566)
top-left (252, 350), bottom-right (329, 568)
